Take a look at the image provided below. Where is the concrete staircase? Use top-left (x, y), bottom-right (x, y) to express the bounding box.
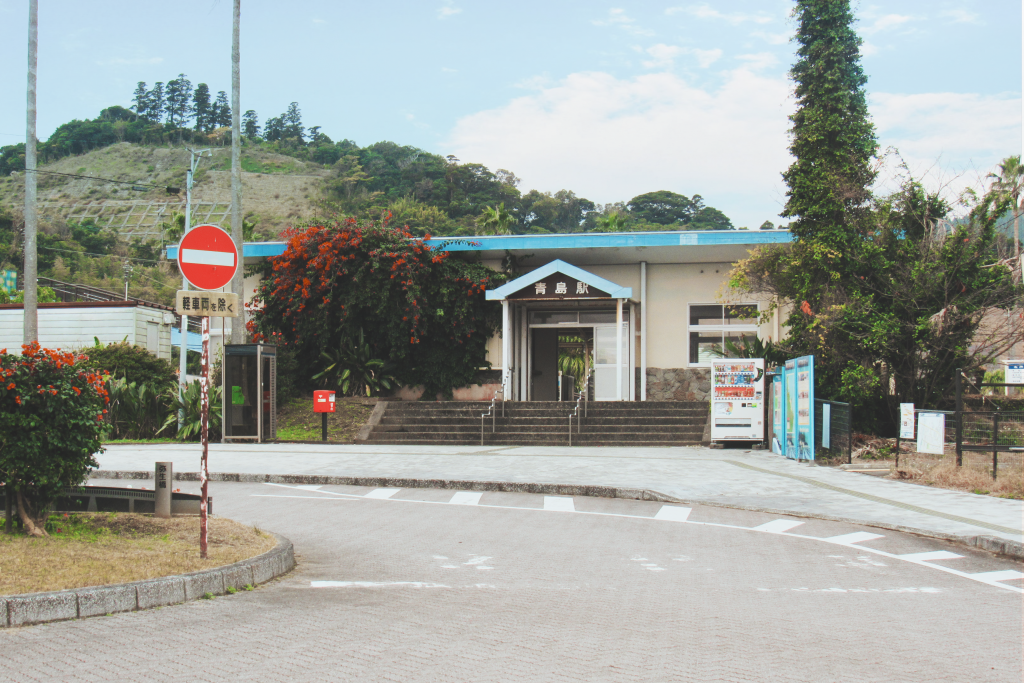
top-left (358, 401), bottom-right (709, 447)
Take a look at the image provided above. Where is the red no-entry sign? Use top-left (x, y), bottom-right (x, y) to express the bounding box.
top-left (177, 224), bottom-right (238, 291)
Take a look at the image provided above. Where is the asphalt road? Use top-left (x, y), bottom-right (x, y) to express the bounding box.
top-left (2, 480), bottom-right (1021, 682)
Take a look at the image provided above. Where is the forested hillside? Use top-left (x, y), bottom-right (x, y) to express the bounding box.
top-left (0, 75), bottom-right (776, 304)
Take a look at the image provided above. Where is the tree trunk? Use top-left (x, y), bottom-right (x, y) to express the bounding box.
top-left (15, 490), bottom-right (47, 537)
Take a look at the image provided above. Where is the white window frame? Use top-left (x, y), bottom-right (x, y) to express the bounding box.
top-left (687, 303), bottom-right (759, 367)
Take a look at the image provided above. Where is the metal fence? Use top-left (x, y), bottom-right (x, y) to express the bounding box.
top-left (814, 399), bottom-right (852, 463)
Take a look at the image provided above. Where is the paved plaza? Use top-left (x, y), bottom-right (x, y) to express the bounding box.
top-left (96, 443), bottom-right (1023, 543)
top-left (2, 481), bottom-right (1021, 682)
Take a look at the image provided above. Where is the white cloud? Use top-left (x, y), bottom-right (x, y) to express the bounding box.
top-left (860, 13), bottom-right (914, 35)
top-left (668, 4), bottom-right (773, 25)
top-left (641, 44), bottom-right (722, 69)
top-left (861, 41), bottom-right (881, 57)
top-left (592, 8), bottom-right (654, 36)
top-left (437, 1), bottom-right (461, 19)
top-left (870, 91), bottom-right (1021, 204)
top-left (751, 30), bottom-right (789, 46)
top-left (939, 9), bottom-right (982, 25)
top-left (446, 69), bottom-right (795, 227)
top-left (736, 52), bottom-right (779, 71)
top-left (312, 18), bottom-right (326, 24)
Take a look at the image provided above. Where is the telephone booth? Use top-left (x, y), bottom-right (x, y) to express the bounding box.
top-left (222, 344), bottom-right (277, 442)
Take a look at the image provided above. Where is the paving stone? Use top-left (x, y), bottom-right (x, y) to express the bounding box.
top-left (0, 597), bottom-right (8, 627)
top-left (7, 591), bottom-right (77, 626)
top-left (76, 585), bottom-right (137, 618)
top-left (136, 578), bottom-right (185, 609)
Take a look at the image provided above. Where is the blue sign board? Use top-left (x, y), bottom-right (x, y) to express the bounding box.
top-left (772, 355), bottom-right (815, 460)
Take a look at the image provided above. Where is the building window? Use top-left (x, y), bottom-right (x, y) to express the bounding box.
top-left (688, 304), bottom-right (758, 365)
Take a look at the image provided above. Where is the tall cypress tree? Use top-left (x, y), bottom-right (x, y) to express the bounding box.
top-left (782, 0), bottom-right (877, 251)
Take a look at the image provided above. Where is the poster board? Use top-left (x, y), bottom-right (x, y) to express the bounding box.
top-left (899, 403), bottom-right (915, 439)
top-left (784, 359), bottom-right (798, 458)
top-left (772, 377), bottom-right (784, 454)
top-left (795, 355), bottom-right (815, 460)
top-left (916, 412), bottom-right (946, 455)
top-left (1006, 361), bottom-right (1024, 385)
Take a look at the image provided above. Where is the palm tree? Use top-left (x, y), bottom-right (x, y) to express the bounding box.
top-left (479, 202), bottom-right (514, 235)
top-left (987, 155), bottom-right (1024, 258)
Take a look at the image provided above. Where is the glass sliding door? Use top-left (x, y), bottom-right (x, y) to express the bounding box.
top-left (592, 323), bottom-right (628, 401)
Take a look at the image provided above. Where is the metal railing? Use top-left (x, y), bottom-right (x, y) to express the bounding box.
top-left (954, 368), bottom-right (1024, 478)
top-left (480, 368), bottom-right (512, 446)
top-left (568, 365), bottom-right (593, 446)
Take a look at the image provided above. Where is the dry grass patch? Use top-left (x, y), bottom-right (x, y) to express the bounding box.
top-left (892, 452), bottom-right (1024, 499)
top-left (0, 513), bottom-right (276, 596)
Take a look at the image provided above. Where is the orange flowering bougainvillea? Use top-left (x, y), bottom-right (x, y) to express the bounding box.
top-left (248, 215), bottom-right (506, 398)
top-left (0, 342), bottom-right (109, 537)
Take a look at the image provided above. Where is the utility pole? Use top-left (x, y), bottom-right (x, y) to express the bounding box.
top-left (122, 259), bottom-right (133, 300)
top-left (178, 148), bottom-right (211, 428)
top-left (23, 0), bottom-right (38, 344)
top-left (230, 0), bottom-right (245, 343)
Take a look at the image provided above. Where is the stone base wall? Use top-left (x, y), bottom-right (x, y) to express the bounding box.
top-left (646, 367), bottom-right (711, 402)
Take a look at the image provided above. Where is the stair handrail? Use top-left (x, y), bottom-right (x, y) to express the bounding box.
top-left (568, 364), bottom-right (592, 446)
top-left (480, 367), bottom-right (512, 446)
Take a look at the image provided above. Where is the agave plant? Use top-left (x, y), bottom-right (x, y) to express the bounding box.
top-left (312, 335), bottom-right (399, 397)
top-left (159, 380), bottom-right (223, 442)
top-left (712, 335), bottom-right (789, 368)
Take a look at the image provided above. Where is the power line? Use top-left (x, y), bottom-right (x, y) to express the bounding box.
top-left (39, 245), bottom-right (169, 265)
top-left (24, 168), bottom-right (179, 192)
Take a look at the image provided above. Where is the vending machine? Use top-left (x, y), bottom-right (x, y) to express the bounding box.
top-left (710, 358), bottom-right (765, 443)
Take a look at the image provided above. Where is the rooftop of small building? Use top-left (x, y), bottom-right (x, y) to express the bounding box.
top-left (166, 228), bottom-right (792, 266)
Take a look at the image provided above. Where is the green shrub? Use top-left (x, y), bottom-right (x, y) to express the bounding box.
top-left (83, 341), bottom-right (177, 387)
top-left (105, 377), bottom-right (174, 440)
top-left (159, 379), bottom-right (222, 442)
top-left (0, 342), bottom-right (108, 536)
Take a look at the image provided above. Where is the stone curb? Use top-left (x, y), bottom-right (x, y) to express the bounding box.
top-left (91, 470), bottom-right (1024, 561)
top-left (0, 532), bottom-right (294, 629)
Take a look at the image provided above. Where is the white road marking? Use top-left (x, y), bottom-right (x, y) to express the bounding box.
top-left (544, 496), bottom-right (575, 512)
top-left (294, 485), bottom-right (323, 490)
top-left (968, 570), bottom-right (1024, 582)
top-left (654, 505), bottom-right (692, 522)
top-left (897, 551), bottom-right (964, 562)
top-left (449, 491), bottom-right (483, 505)
top-left (753, 519), bottom-right (805, 533)
top-left (463, 556), bottom-right (492, 566)
top-left (181, 248), bottom-right (235, 267)
top-left (824, 532), bottom-right (885, 545)
top-left (364, 488), bottom-right (401, 499)
top-left (252, 495), bottom-right (353, 501)
top-left (253, 482), bottom-right (1022, 594)
top-left (311, 581), bottom-right (448, 588)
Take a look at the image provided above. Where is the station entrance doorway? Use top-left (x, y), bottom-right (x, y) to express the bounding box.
top-left (526, 309), bottom-right (630, 401)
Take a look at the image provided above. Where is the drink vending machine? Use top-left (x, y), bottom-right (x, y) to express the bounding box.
top-left (710, 358), bottom-right (765, 443)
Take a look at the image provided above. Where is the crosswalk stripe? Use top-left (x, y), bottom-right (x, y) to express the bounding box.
top-left (449, 491), bottom-right (483, 505)
top-left (543, 496), bottom-right (575, 512)
top-left (824, 531), bottom-right (885, 545)
top-left (364, 488), bottom-right (401, 499)
top-left (968, 570), bottom-right (1024, 582)
top-left (896, 551), bottom-right (964, 562)
top-left (753, 519), bottom-right (804, 533)
top-left (654, 505), bottom-right (692, 522)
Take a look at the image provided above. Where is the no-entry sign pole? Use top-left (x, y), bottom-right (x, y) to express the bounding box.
top-left (200, 316), bottom-right (210, 558)
top-left (174, 224), bottom-right (238, 561)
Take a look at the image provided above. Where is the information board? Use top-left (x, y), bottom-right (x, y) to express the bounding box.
top-left (1006, 361), bottom-right (1024, 385)
top-left (899, 403), bottom-right (915, 439)
top-left (916, 412), bottom-right (946, 455)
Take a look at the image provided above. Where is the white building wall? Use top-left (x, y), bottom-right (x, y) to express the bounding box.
top-left (0, 305), bottom-right (175, 359)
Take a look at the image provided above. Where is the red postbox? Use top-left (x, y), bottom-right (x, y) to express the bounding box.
top-left (314, 390), bottom-right (336, 413)
top-left (314, 390), bottom-right (335, 441)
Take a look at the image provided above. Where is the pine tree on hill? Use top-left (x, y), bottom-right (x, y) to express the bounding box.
top-left (214, 91), bottom-right (231, 128)
top-left (193, 83), bottom-right (212, 131)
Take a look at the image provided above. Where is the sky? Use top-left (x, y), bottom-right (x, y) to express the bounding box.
top-left (0, 0), bottom-right (1020, 228)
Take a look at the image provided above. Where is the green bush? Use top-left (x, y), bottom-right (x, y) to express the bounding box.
top-left (105, 377), bottom-right (174, 440)
top-left (83, 341), bottom-right (177, 387)
top-left (0, 343), bottom-right (108, 536)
